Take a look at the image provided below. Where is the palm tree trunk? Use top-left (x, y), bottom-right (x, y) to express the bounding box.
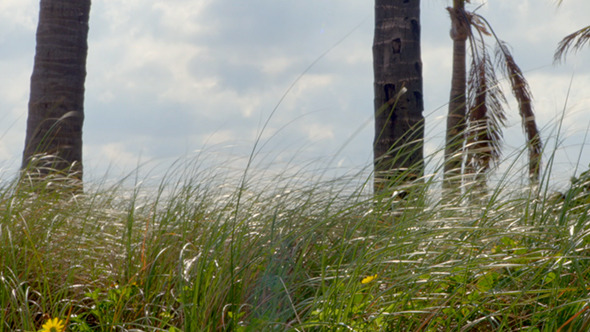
top-left (443, 1), bottom-right (469, 192)
top-left (22, 0), bottom-right (91, 187)
top-left (373, 0), bottom-right (424, 197)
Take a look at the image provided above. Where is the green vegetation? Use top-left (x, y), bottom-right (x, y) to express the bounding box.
top-left (1, 155), bottom-right (590, 331)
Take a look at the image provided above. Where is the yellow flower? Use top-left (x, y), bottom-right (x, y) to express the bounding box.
top-left (159, 310), bottom-right (173, 319)
top-left (361, 274), bottom-right (378, 284)
top-left (39, 318), bottom-right (65, 332)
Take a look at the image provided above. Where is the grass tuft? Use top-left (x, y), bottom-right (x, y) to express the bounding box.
top-left (1, 148), bottom-right (590, 331)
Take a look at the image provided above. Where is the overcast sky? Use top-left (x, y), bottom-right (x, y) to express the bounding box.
top-left (0, 0), bottom-right (589, 189)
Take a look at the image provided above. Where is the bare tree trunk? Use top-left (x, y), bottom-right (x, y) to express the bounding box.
top-left (443, 1), bottom-right (469, 192)
top-left (373, 0), bottom-right (424, 197)
top-left (22, 0), bottom-right (90, 188)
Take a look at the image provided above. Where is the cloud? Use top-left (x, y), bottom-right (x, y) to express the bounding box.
top-left (201, 129), bottom-right (236, 146)
top-left (0, 0), bottom-right (588, 187)
top-left (0, 0), bottom-right (36, 32)
top-left (304, 123), bottom-right (335, 141)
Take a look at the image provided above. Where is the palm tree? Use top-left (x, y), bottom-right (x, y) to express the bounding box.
top-left (554, 0), bottom-right (590, 63)
top-left (22, 0), bottom-right (91, 188)
top-left (373, 0), bottom-right (425, 197)
top-left (443, 0), bottom-right (542, 193)
top-left (443, 0), bottom-right (469, 190)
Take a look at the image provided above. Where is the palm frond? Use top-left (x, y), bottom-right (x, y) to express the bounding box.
top-left (465, 27), bottom-right (506, 175)
top-left (468, 12), bottom-right (491, 37)
top-left (495, 41), bottom-right (542, 181)
top-left (554, 25), bottom-right (590, 63)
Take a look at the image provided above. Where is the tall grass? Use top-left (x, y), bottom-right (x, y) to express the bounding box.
top-left (1, 144), bottom-right (590, 331)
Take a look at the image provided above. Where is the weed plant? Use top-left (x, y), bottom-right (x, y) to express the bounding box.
top-left (1, 147), bottom-right (590, 331)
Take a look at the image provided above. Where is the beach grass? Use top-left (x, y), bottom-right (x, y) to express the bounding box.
top-left (1, 149), bottom-right (590, 331)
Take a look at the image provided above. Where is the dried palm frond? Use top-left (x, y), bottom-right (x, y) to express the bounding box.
top-left (466, 49), bottom-right (507, 174)
top-left (495, 41), bottom-right (542, 181)
top-left (464, 13), bottom-right (506, 183)
top-left (554, 25), bottom-right (590, 63)
top-left (468, 12), bottom-right (491, 37)
top-left (445, 3), bottom-right (542, 190)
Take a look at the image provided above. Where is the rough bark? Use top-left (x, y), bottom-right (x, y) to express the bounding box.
top-left (443, 1), bottom-right (469, 191)
top-left (22, 0), bottom-right (90, 186)
top-left (373, 0), bottom-right (424, 196)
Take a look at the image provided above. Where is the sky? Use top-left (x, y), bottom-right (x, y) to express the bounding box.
top-left (0, 0), bottom-right (589, 190)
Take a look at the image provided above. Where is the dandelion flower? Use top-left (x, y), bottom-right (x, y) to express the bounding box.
top-left (39, 318), bottom-right (65, 332)
top-left (361, 274), bottom-right (378, 284)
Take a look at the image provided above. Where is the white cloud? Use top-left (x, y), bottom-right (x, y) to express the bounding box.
top-left (0, 0), bottom-right (36, 31)
top-left (290, 74), bottom-right (334, 98)
top-left (0, 63), bottom-right (30, 107)
top-left (96, 0), bottom-right (144, 31)
top-left (201, 130), bottom-right (236, 146)
top-left (261, 57), bottom-right (296, 76)
top-left (152, 0), bottom-right (211, 37)
top-left (304, 123), bottom-right (335, 141)
top-left (82, 141), bottom-right (147, 179)
top-left (1, 0), bottom-right (589, 185)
